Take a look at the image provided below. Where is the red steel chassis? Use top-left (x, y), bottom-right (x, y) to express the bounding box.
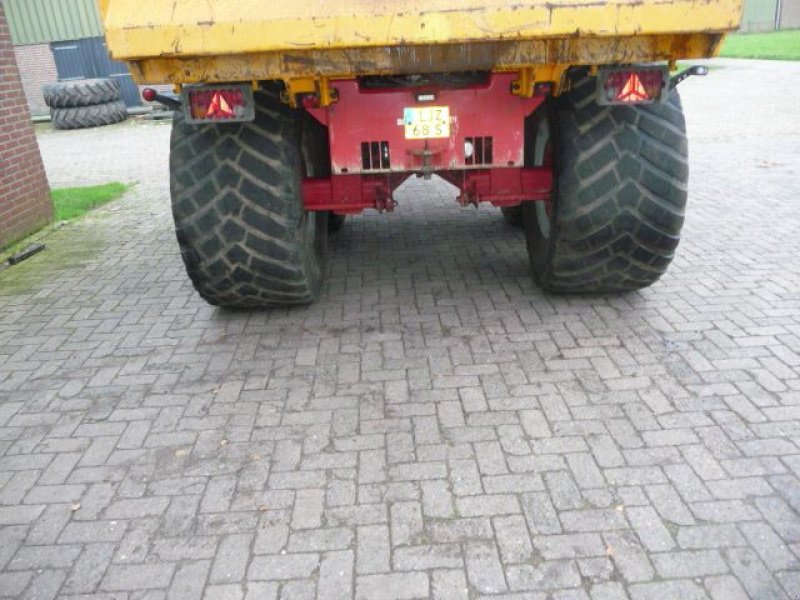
top-left (301, 73), bottom-right (553, 214)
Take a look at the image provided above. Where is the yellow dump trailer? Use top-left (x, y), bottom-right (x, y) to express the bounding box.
top-left (100, 0), bottom-right (742, 307)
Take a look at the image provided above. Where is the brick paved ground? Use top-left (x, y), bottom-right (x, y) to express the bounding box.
top-left (1, 59), bottom-right (799, 599)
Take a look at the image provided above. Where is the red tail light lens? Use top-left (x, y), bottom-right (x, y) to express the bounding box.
top-left (182, 84), bottom-right (255, 124)
top-left (598, 67), bottom-right (667, 105)
top-left (190, 89), bottom-right (244, 120)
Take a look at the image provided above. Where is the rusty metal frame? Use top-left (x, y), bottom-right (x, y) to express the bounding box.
top-left (126, 33), bottom-right (725, 88)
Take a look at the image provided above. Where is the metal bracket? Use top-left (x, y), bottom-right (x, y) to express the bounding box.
top-left (142, 88), bottom-right (181, 110)
top-left (669, 65), bottom-right (709, 90)
top-left (511, 65), bottom-right (568, 97)
top-left (283, 77), bottom-right (339, 108)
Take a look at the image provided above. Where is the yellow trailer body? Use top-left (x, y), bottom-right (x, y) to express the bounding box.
top-left (99, 0), bottom-right (742, 86)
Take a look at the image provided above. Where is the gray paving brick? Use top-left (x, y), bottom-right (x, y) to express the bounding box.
top-left (205, 583), bottom-right (246, 600)
top-left (589, 581), bottom-right (628, 600)
top-left (431, 569), bottom-right (469, 600)
top-left (277, 578), bottom-right (315, 599)
top-left (506, 560), bottom-right (581, 592)
top-left (520, 492), bottom-right (562, 535)
top-left (725, 547), bottom-right (789, 600)
top-left (24, 505), bottom-right (71, 546)
top-left (288, 527), bottom-right (353, 552)
top-left (0, 571), bottom-right (33, 597)
top-left (493, 515), bottom-right (534, 563)
top-left (533, 533), bottom-right (606, 560)
top-left (60, 520), bottom-right (127, 543)
top-left (560, 509), bottom-right (628, 533)
top-left (739, 521), bottom-right (799, 571)
top-left (105, 497), bottom-right (170, 519)
top-left (356, 525), bottom-right (390, 575)
top-left (420, 480), bottom-right (455, 518)
top-left (651, 549), bottom-right (728, 578)
top-left (675, 524), bottom-right (746, 549)
top-left (628, 580), bottom-right (708, 600)
top-left (291, 489), bottom-right (325, 530)
top-left (646, 484), bottom-right (695, 526)
top-left (390, 501), bottom-right (423, 546)
top-left (169, 560), bottom-right (211, 600)
top-left (464, 541), bottom-right (507, 594)
top-left (62, 543), bottom-right (116, 594)
top-left (428, 518), bottom-right (494, 543)
top-left (318, 550), bottom-right (354, 600)
top-left (211, 534), bottom-right (253, 583)
top-left (690, 500), bottom-right (762, 523)
top-left (0, 504), bottom-right (44, 525)
top-left (1, 65), bottom-right (799, 599)
top-left (394, 544), bottom-right (463, 570)
top-left (101, 563), bottom-right (176, 591)
top-left (455, 494), bottom-right (519, 517)
top-left (704, 575), bottom-right (749, 600)
top-left (355, 572), bottom-right (429, 600)
top-left (604, 532), bottom-right (654, 583)
top-left (8, 544), bottom-right (81, 571)
top-left (625, 506), bottom-right (674, 552)
top-left (247, 554), bottom-right (319, 581)
top-left (22, 569), bottom-right (66, 600)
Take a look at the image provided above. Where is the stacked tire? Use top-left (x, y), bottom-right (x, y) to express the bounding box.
top-left (43, 79), bottom-right (128, 130)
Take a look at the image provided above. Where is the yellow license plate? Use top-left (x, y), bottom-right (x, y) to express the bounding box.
top-left (403, 106), bottom-right (450, 139)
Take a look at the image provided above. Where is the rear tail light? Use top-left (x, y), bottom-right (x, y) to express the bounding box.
top-left (597, 66), bottom-right (668, 105)
top-left (181, 84), bottom-right (255, 124)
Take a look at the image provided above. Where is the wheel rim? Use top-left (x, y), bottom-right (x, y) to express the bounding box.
top-left (535, 201), bottom-right (550, 239)
top-left (523, 106), bottom-right (556, 278)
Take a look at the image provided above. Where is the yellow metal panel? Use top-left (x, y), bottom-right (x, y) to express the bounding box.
top-left (101, 0), bottom-right (742, 60)
top-left (125, 33), bottom-right (724, 86)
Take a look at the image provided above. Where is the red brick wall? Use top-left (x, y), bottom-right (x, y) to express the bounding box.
top-left (14, 43), bottom-right (58, 117)
top-left (0, 3), bottom-right (52, 249)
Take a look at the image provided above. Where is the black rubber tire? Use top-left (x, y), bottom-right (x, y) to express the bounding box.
top-left (524, 71), bottom-right (688, 292)
top-left (170, 90), bottom-right (328, 308)
top-left (501, 206), bottom-right (523, 227)
top-left (43, 78), bottom-right (121, 108)
top-left (327, 213), bottom-right (346, 233)
top-left (298, 114), bottom-right (344, 234)
top-left (50, 100), bottom-right (128, 130)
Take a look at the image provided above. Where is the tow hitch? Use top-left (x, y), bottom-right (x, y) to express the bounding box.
top-left (142, 88), bottom-right (181, 110)
top-left (669, 65), bottom-right (709, 89)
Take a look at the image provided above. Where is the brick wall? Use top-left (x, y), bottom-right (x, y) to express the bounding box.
top-left (13, 43), bottom-right (58, 117)
top-left (0, 4), bottom-right (52, 249)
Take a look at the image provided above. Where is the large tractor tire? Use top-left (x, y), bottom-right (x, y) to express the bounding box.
top-left (50, 100), bottom-right (128, 130)
top-left (524, 71), bottom-right (688, 292)
top-left (327, 214), bottom-right (346, 233)
top-left (170, 89), bottom-right (328, 308)
top-left (500, 206), bottom-right (523, 227)
top-left (298, 113), bottom-right (345, 234)
top-left (43, 78), bottom-right (121, 108)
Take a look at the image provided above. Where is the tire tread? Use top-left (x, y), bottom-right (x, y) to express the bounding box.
top-left (170, 93), bottom-right (326, 307)
top-left (533, 73), bottom-right (689, 292)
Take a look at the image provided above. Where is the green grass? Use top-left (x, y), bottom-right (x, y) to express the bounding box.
top-left (719, 30), bottom-right (800, 60)
top-left (51, 182), bottom-right (131, 221)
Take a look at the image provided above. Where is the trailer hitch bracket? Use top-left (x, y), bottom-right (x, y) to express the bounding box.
top-left (669, 65), bottom-right (708, 90)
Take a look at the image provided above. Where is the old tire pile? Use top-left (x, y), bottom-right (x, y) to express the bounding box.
top-left (44, 79), bottom-right (128, 130)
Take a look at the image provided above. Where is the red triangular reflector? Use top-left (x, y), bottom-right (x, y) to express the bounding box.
top-left (206, 92), bottom-right (235, 117)
top-left (617, 73), bottom-right (649, 102)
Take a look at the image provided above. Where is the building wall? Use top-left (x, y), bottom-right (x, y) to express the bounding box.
top-left (13, 43), bottom-right (57, 116)
top-left (2, 0), bottom-right (103, 45)
top-left (780, 0), bottom-right (800, 29)
top-left (740, 0), bottom-right (778, 32)
top-left (0, 3), bottom-right (52, 249)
